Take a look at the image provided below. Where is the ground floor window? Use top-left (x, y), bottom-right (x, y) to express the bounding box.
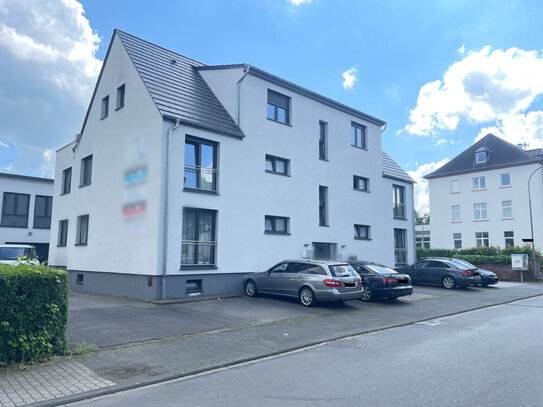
top-left (504, 231), bottom-right (514, 247)
top-left (416, 236), bottom-right (430, 248)
top-left (181, 208), bottom-right (217, 268)
top-left (394, 228), bottom-right (407, 266)
top-left (453, 233), bottom-right (462, 249)
top-left (475, 232), bottom-right (489, 247)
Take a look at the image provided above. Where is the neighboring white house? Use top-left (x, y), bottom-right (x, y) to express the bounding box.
top-left (415, 224), bottom-right (431, 248)
top-left (48, 30), bottom-right (415, 299)
top-left (426, 134), bottom-right (543, 251)
top-left (0, 172), bottom-right (54, 262)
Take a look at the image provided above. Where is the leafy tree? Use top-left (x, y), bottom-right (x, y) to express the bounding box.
top-left (415, 211), bottom-right (430, 225)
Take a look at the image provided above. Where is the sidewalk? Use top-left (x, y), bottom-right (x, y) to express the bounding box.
top-left (1, 282), bottom-right (542, 407)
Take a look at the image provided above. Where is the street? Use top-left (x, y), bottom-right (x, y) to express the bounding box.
top-left (70, 295), bottom-right (543, 407)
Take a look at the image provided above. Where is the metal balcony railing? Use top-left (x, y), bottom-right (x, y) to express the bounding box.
top-left (184, 165), bottom-right (218, 192)
top-left (181, 241), bottom-right (217, 267)
top-left (393, 203), bottom-right (406, 219)
top-left (394, 248), bottom-right (407, 266)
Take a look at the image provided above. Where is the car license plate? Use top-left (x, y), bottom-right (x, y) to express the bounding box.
top-left (345, 282), bottom-right (356, 288)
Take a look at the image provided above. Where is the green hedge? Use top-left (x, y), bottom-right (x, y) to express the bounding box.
top-left (416, 245), bottom-right (542, 265)
top-left (0, 264), bottom-right (69, 365)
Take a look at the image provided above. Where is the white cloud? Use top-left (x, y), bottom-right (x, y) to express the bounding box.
top-left (342, 68), bottom-right (357, 90)
top-left (407, 158), bottom-right (450, 214)
top-left (0, 140), bottom-right (8, 149)
top-left (476, 111), bottom-right (543, 148)
top-left (287, 0), bottom-right (312, 5)
top-left (405, 46), bottom-right (543, 136)
top-left (385, 85), bottom-right (400, 101)
top-left (436, 138), bottom-right (447, 146)
top-left (457, 44), bottom-right (465, 55)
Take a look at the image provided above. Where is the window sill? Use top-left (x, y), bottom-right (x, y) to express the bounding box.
top-left (267, 118), bottom-right (291, 127)
top-left (473, 219), bottom-right (489, 222)
top-left (60, 192), bottom-right (71, 196)
top-left (100, 115), bottom-right (108, 120)
top-left (450, 191), bottom-right (460, 194)
top-left (472, 188), bottom-right (487, 192)
top-left (0, 225), bottom-right (29, 229)
top-left (115, 105), bottom-right (124, 111)
top-left (500, 185), bottom-right (512, 188)
top-left (353, 188), bottom-right (370, 193)
top-left (319, 224), bottom-right (330, 227)
top-left (74, 243), bottom-right (88, 246)
top-left (319, 158), bottom-right (329, 162)
top-left (451, 220), bottom-right (462, 223)
top-left (180, 265), bottom-right (218, 271)
top-left (354, 237), bottom-right (372, 241)
top-left (183, 187), bottom-right (219, 195)
top-left (265, 170), bottom-right (290, 177)
top-left (393, 217), bottom-right (407, 221)
top-left (79, 183), bottom-right (91, 188)
top-left (351, 145), bottom-right (368, 151)
top-left (501, 217), bottom-right (514, 220)
top-left (264, 231), bottom-right (291, 235)
top-left (33, 226), bottom-right (51, 230)
top-left (56, 245), bottom-right (67, 248)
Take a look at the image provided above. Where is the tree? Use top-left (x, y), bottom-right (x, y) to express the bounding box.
top-left (415, 211), bottom-right (430, 225)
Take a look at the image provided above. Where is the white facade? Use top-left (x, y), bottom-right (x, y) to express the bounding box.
top-left (428, 155), bottom-right (543, 251)
top-left (49, 31), bottom-right (415, 299)
top-left (0, 173), bottom-right (54, 261)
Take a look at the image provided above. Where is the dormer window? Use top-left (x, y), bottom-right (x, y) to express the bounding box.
top-left (475, 147), bottom-right (489, 163)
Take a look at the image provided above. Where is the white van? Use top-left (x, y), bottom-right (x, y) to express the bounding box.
top-left (0, 244), bottom-right (39, 265)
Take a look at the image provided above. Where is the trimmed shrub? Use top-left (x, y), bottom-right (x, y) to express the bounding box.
top-left (416, 245), bottom-right (542, 265)
top-left (0, 263), bottom-right (68, 364)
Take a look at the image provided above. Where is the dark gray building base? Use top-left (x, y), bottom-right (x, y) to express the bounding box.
top-left (67, 270), bottom-right (246, 300)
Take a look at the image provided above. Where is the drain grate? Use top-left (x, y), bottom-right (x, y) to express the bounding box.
top-left (327, 338), bottom-right (366, 348)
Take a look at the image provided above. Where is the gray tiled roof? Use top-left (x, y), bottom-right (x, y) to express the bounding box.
top-left (116, 30), bottom-right (244, 139)
top-left (0, 172), bottom-right (53, 183)
top-left (425, 133), bottom-right (543, 179)
top-left (382, 151), bottom-right (414, 184)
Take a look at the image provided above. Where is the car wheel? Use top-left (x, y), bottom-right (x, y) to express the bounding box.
top-left (360, 285), bottom-right (373, 302)
top-left (245, 280), bottom-right (258, 297)
top-left (299, 287), bottom-right (316, 307)
top-left (442, 275), bottom-right (456, 289)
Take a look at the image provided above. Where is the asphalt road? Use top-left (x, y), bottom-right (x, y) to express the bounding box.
top-left (69, 295), bottom-right (543, 407)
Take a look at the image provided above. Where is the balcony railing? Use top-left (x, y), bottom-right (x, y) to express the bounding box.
top-left (393, 203), bottom-right (406, 219)
top-left (181, 240), bottom-right (216, 267)
top-left (184, 164), bottom-right (218, 192)
top-left (394, 248), bottom-right (407, 266)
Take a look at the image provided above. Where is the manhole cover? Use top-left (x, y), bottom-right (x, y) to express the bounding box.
top-left (327, 338), bottom-right (366, 348)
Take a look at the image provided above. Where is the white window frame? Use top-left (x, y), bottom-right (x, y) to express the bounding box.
top-left (451, 205), bottom-right (461, 221)
top-left (474, 203), bottom-right (488, 220)
top-left (475, 151), bottom-right (487, 163)
top-left (475, 232), bottom-right (489, 247)
top-left (472, 176), bottom-right (486, 190)
top-left (501, 173), bottom-right (511, 187)
top-left (450, 179), bottom-right (459, 193)
top-left (502, 200), bottom-right (513, 218)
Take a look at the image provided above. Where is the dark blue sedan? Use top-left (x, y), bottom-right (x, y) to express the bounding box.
top-left (348, 261), bottom-right (413, 301)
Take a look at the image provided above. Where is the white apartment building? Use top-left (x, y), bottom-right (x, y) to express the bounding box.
top-left (426, 134), bottom-right (543, 251)
top-left (48, 30), bottom-right (415, 299)
top-left (0, 172), bottom-right (54, 262)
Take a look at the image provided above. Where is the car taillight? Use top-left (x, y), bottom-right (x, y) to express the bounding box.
top-left (323, 279), bottom-right (342, 287)
top-left (462, 271), bottom-right (472, 275)
top-left (382, 278), bottom-right (398, 284)
top-left (358, 278), bottom-right (362, 286)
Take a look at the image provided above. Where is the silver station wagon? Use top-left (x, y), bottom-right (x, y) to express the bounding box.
top-left (243, 260), bottom-right (363, 306)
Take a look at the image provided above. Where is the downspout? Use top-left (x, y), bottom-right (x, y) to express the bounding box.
top-left (235, 64), bottom-right (250, 126)
top-left (162, 119), bottom-right (180, 300)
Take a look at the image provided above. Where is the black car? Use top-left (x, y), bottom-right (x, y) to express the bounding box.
top-left (450, 258), bottom-right (498, 286)
top-left (396, 258), bottom-right (480, 289)
top-left (349, 261), bottom-right (413, 301)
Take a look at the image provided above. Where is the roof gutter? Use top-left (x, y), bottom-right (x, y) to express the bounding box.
top-left (235, 64), bottom-right (250, 126)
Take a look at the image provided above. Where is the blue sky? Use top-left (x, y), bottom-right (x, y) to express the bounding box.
top-left (1, 0), bottom-right (542, 212)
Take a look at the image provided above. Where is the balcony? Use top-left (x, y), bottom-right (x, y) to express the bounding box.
top-left (183, 164), bottom-right (218, 193)
top-left (393, 203), bottom-right (406, 219)
top-left (181, 240), bottom-right (216, 267)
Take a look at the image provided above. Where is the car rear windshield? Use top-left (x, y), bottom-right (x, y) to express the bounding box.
top-left (366, 264), bottom-right (398, 275)
top-left (448, 260), bottom-right (472, 270)
top-left (329, 265), bottom-right (358, 277)
top-left (0, 247), bottom-right (37, 260)
top-left (451, 259), bottom-right (477, 269)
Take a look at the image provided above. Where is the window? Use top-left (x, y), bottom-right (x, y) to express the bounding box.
top-left (451, 205), bottom-right (461, 221)
top-left (394, 228), bottom-right (407, 266)
top-left (319, 186), bottom-right (328, 226)
top-left (80, 154), bottom-right (93, 187)
top-left (393, 185), bottom-right (406, 219)
top-left (450, 180), bottom-right (459, 193)
top-left (453, 233), bottom-right (462, 249)
top-left (1, 192), bottom-right (30, 228)
top-left (472, 176), bottom-right (486, 189)
top-left (351, 122), bottom-right (367, 149)
top-left (101, 95), bottom-right (109, 118)
top-left (33, 195), bottom-right (52, 229)
top-left (181, 208), bottom-right (217, 267)
top-left (475, 232), bottom-right (489, 247)
top-left (58, 219), bottom-right (68, 247)
top-left (501, 173), bottom-right (511, 186)
top-left (502, 200), bottom-right (513, 218)
top-left (184, 137), bottom-right (218, 192)
top-left (354, 224), bottom-right (371, 240)
top-left (76, 215), bottom-right (89, 245)
top-left (504, 231), bottom-right (514, 247)
top-left (267, 89), bottom-right (290, 124)
top-left (116, 84), bottom-right (125, 109)
top-left (416, 236), bottom-right (430, 248)
top-left (265, 154), bottom-right (289, 176)
top-left (475, 151), bottom-right (487, 163)
top-left (474, 203), bottom-right (488, 220)
top-left (265, 215), bottom-right (289, 234)
top-left (353, 175), bottom-right (369, 192)
top-left (319, 121), bottom-right (327, 160)
top-left (62, 167), bottom-right (72, 195)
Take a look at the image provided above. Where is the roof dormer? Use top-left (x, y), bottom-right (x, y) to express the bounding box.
top-left (475, 147), bottom-right (489, 164)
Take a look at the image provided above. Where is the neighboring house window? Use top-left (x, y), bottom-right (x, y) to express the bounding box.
top-left (267, 89), bottom-right (290, 124)
top-left (116, 84), bottom-right (125, 109)
top-left (181, 208), bottom-right (216, 267)
top-left (319, 121), bottom-right (327, 160)
top-left (33, 195), bottom-right (53, 229)
top-left (451, 205), bottom-right (461, 221)
top-left (416, 236), bottom-right (430, 248)
top-left (1, 192), bottom-right (30, 228)
top-left (501, 173), bottom-right (511, 186)
top-left (502, 200), bottom-right (513, 218)
top-left (393, 185), bottom-right (406, 219)
top-left (453, 233), bottom-right (462, 249)
top-left (475, 232), bottom-right (489, 247)
top-left (58, 219), bottom-right (68, 247)
top-left (354, 224), bottom-right (371, 240)
top-left (475, 151), bottom-right (487, 163)
top-left (101, 95), bottom-right (109, 118)
top-left (76, 214), bottom-right (89, 245)
top-left (351, 122), bottom-right (367, 149)
top-left (184, 137), bottom-right (218, 192)
top-left (504, 231), bottom-right (514, 247)
top-left (353, 175), bottom-right (369, 192)
top-left (394, 228), bottom-right (407, 266)
top-left (450, 180), bottom-right (459, 193)
top-left (80, 154), bottom-right (93, 187)
top-left (472, 176), bottom-right (486, 189)
top-left (474, 203), bottom-right (488, 220)
top-left (319, 186), bottom-right (328, 226)
top-left (265, 154), bottom-right (289, 176)
top-left (265, 215), bottom-right (289, 235)
top-left (62, 167), bottom-right (72, 195)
